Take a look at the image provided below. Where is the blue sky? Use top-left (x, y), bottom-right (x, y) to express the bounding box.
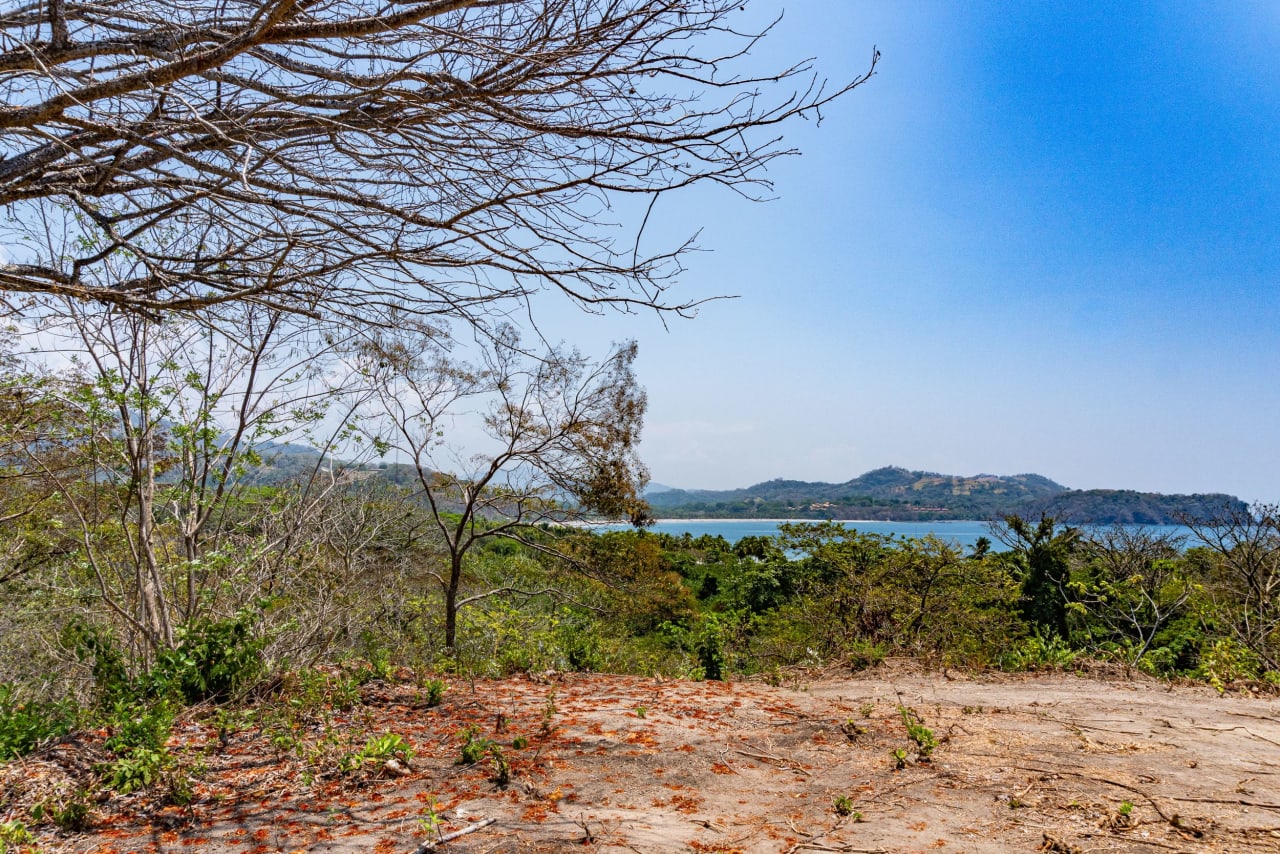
top-left (546, 2), bottom-right (1280, 502)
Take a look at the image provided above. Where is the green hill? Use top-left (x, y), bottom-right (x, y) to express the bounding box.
top-left (645, 466), bottom-right (1244, 524)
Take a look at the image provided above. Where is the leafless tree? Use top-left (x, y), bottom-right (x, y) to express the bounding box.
top-left (1184, 503), bottom-right (1280, 671)
top-left (1070, 525), bottom-right (1192, 666)
top-left (358, 324), bottom-right (647, 648)
top-left (0, 0), bottom-right (876, 325)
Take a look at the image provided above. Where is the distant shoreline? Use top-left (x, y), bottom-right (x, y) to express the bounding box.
top-left (581, 518), bottom-right (992, 525)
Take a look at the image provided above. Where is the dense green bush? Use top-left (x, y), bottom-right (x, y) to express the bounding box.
top-left (102, 698), bottom-right (175, 756)
top-left (0, 684), bottom-right (75, 759)
top-left (148, 610), bottom-right (266, 703)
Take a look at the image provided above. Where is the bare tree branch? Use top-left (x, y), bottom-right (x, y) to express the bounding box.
top-left (0, 1), bottom-right (876, 326)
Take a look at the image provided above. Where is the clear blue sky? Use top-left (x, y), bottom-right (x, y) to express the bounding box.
top-left (547, 2), bottom-right (1280, 502)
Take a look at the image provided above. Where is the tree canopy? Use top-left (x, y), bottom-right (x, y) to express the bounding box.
top-left (0, 0), bottom-right (875, 325)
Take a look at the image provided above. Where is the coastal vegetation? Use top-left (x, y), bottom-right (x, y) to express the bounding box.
top-left (2, 368), bottom-right (1278, 841)
top-left (0, 315), bottom-right (1275, 781)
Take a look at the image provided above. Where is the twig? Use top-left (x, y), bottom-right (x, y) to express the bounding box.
top-left (771, 707), bottom-right (819, 720)
top-left (714, 749), bottom-right (743, 774)
top-left (1044, 718), bottom-right (1147, 737)
top-left (1016, 766), bottom-right (1173, 821)
top-left (1225, 709), bottom-right (1280, 722)
top-left (1081, 835), bottom-right (1193, 852)
top-left (575, 814), bottom-right (595, 844)
top-left (412, 817), bottom-right (497, 852)
top-left (1189, 724), bottom-right (1280, 747)
top-left (1169, 795), bottom-right (1280, 812)
top-left (782, 813), bottom-right (875, 854)
top-left (1017, 766), bottom-right (1207, 839)
top-left (1014, 774), bottom-right (1042, 800)
top-left (734, 748), bottom-right (811, 776)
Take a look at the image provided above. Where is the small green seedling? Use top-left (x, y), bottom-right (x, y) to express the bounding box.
top-left (418, 796), bottom-right (442, 841)
top-left (0, 819), bottom-right (34, 847)
top-left (423, 679), bottom-right (447, 707)
top-left (457, 725), bottom-right (490, 765)
top-left (899, 707), bottom-right (937, 758)
top-left (489, 745), bottom-right (511, 787)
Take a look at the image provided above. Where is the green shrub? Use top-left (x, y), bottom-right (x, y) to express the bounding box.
top-left (455, 600), bottom-right (559, 676)
top-left (104, 746), bottom-right (170, 794)
top-left (457, 725), bottom-right (490, 765)
top-left (555, 615), bottom-right (605, 672)
top-left (0, 683), bottom-right (76, 760)
top-left (693, 614), bottom-right (727, 681)
top-left (847, 639), bottom-right (887, 672)
top-left (94, 694), bottom-right (182, 792)
top-left (31, 789), bottom-right (92, 832)
top-left (1001, 630), bottom-right (1077, 671)
top-left (103, 698), bottom-right (175, 755)
top-left (899, 707), bottom-right (937, 757)
top-left (421, 679), bottom-right (447, 708)
top-left (724, 560), bottom-right (796, 614)
top-left (64, 611), bottom-right (264, 710)
top-left (339, 732), bottom-right (414, 775)
top-left (1145, 615), bottom-right (1209, 676)
top-left (62, 620), bottom-right (132, 706)
top-left (0, 819), bottom-right (34, 850)
top-left (351, 630), bottom-right (397, 683)
top-left (149, 611), bottom-right (266, 703)
top-left (832, 795), bottom-right (857, 817)
top-left (279, 668), bottom-right (361, 718)
top-left (1197, 638), bottom-right (1262, 693)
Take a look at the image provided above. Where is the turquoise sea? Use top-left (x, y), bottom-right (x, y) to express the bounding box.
top-left (588, 519), bottom-right (1195, 551)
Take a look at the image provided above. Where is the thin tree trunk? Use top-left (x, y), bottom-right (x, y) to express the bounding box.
top-left (444, 552), bottom-right (463, 650)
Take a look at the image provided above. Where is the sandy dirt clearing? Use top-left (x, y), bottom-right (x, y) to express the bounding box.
top-left (5, 663), bottom-right (1279, 853)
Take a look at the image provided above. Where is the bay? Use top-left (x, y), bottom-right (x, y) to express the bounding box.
top-left (588, 518), bottom-right (1195, 551)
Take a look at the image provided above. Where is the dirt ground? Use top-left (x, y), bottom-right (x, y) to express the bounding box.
top-left (6, 662), bottom-right (1280, 853)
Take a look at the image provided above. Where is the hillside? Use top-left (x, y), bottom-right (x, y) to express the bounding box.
top-left (646, 466), bottom-right (1245, 524)
top-left (1030, 488), bottom-right (1244, 525)
top-left (241, 452), bottom-right (1247, 525)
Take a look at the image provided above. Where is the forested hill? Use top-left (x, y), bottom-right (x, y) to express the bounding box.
top-left (1027, 489), bottom-right (1244, 525)
top-left (645, 466), bottom-right (1245, 524)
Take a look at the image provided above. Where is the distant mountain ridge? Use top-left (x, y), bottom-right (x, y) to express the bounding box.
top-left (645, 466), bottom-right (1244, 524)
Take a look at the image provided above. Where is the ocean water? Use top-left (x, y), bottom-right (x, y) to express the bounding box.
top-left (588, 519), bottom-right (1195, 551)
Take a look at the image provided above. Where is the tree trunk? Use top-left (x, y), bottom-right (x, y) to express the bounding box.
top-left (444, 552), bottom-right (463, 650)
top-left (131, 420), bottom-right (174, 650)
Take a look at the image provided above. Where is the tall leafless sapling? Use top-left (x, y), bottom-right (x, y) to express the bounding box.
top-left (358, 324), bottom-right (648, 648)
